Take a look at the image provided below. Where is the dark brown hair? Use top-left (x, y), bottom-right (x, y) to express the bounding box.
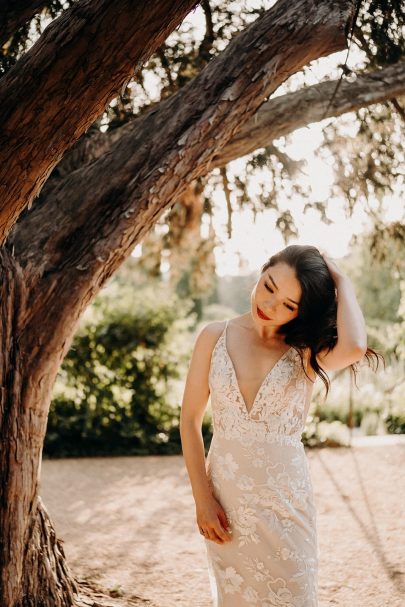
top-left (261, 244), bottom-right (384, 397)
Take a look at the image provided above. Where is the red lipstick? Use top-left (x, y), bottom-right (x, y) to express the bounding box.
top-left (257, 306), bottom-right (272, 320)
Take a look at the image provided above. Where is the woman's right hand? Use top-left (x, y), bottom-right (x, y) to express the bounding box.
top-left (196, 495), bottom-right (233, 544)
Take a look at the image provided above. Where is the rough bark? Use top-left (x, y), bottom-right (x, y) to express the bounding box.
top-left (20, 498), bottom-right (78, 606)
top-left (0, 0), bottom-right (200, 244)
top-left (0, 2), bottom-right (199, 604)
top-left (212, 60), bottom-right (405, 167)
top-left (0, 248), bottom-right (79, 606)
top-left (36, 60), bottom-right (405, 213)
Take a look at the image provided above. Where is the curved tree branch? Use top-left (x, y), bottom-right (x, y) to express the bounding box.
top-left (9, 0), bottom-right (355, 348)
top-left (213, 60), bottom-right (405, 166)
top-left (0, 0), bottom-right (200, 244)
top-left (47, 60), bottom-right (405, 186)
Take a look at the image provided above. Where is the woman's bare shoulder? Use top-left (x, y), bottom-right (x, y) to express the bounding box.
top-left (200, 314), bottom-right (247, 338)
top-left (194, 320), bottom-right (227, 352)
top-left (187, 321), bottom-right (228, 373)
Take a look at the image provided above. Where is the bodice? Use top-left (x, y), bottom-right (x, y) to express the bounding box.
top-left (208, 320), bottom-right (310, 447)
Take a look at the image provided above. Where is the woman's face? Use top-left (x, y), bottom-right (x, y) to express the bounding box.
top-left (250, 261), bottom-right (301, 326)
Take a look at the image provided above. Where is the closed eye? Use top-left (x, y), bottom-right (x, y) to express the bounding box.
top-left (264, 282), bottom-right (295, 311)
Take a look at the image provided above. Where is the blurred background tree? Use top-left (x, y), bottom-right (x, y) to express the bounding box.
top-left (45, 275), bottom-right (193, 457)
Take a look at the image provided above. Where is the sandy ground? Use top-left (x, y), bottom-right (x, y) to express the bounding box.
top-left (40, 437), bottom-right (405, 607)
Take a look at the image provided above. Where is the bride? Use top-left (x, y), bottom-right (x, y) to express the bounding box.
top-left (179, 244), bottom-right (381, 606)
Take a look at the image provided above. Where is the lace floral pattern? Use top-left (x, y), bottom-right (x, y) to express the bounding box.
top-left (208, 326), bottom-right (308, 447)
top-left (204, 321), bottom-right (318, 606)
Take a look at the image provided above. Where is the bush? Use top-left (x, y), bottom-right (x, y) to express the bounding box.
top-left (44, 287), bottom-right (194, 457)
top-left (384, 414), bottom-right (405, 434)
top-left (300, 415), bottom-right (350, 448)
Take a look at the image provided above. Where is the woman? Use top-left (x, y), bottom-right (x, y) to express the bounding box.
top-left (180, 244), bottom-right (381, 606)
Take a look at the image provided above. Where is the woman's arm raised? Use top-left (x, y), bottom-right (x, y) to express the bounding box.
top-left (316, 255), bottom-right (368, 371)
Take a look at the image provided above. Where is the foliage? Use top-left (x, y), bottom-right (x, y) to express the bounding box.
top-left (337, 226), bottom-right (405, 359)
top-left (309, 355), bottom-right (405, 436)
top-left (44, 273), bottom-right (195, 457)
top-left (313, 0), bottom-right (405, 225)
top-left (359, 222), bottom-right (405, 365)
top-left (383, 406), bottom-right (405, 434)
top-left (301, 416), bottom-right (352, 448)
top-left (353, 0), bottom-right (404, 69)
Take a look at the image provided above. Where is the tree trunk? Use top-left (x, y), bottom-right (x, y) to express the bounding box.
top-left (166, 180), bottom-right (206, 287)
top-left (0, 249), bottom-right (81, 606)
top-left (19, 498), bottom-right (78, 607)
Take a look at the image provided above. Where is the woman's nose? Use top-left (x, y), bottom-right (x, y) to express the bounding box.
top-left (263, 297), bottom-right (278, 312)
top-left (263, 301), bottom-right (275, 313)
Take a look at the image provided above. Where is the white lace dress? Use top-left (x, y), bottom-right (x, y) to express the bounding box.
top-left (204, 320), bottom-right (318, 606)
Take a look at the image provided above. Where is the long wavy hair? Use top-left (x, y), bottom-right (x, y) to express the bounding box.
top-left (260, 244), bottom-right (383, 397)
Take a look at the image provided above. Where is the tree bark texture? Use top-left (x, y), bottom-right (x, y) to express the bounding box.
top-left (42, 60), bottom-right (405, 187)
top-left (0, 0), bottom-right (200, 243)
top-left (20, 498), bottom-right (78, 607)
top-left (0, 249), bottom-right (80, 606)
top-left (1, 1), bottom-right (357, 605)
top-left (0, 2), bottom-right (201, 605)
top-left (212, 60), bottom-right (405, 167)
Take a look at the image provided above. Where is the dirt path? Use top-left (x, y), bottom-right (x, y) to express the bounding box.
top-left (40, 440), bottom-right (405, 607)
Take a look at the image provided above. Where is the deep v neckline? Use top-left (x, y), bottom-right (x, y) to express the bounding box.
top-left (223, 320), bottom-right (292, 417)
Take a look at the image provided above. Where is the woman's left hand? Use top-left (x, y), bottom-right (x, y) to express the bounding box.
top-left (319, 251), bottom-right (345, 283)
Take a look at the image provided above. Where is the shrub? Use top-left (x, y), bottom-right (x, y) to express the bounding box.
top-left (45, 287), bottom-right (193, 457)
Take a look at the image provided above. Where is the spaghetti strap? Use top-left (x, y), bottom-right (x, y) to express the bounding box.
top-left (222, 319), bottom-right (229, 341)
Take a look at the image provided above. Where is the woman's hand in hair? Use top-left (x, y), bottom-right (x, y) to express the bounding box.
top-left (319, 251), bottom-right (345, 284)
